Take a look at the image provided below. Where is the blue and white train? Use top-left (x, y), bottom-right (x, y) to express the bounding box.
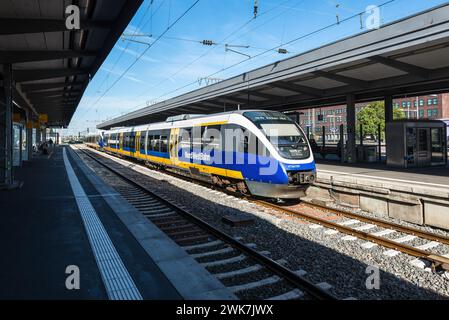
top-left (87, 110), bottom-right (316, 199)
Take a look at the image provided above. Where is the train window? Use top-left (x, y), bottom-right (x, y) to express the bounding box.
top-left (244, 111), bottom-right (309, 160)
top-left (180, 127), bottom-right (192, 150)
top-left (192, 126), bottom-right (202, 150)
top-left (160, 130), bottom-right (170, 153)
top-left (223, 124), bottom-right (245, 153)
top-left (130, 132), bottom-right (136, 150)
top-left (126, 133), bottom-right (131, 148)
top-left (153, 134), bottom-right (160, 152)
top-left (140, 133), bottom-right (145, 151)
top-left (147, 135), bottom-right (153, 151)
top-left (202, 125), bottom-right (222, 152)
top-left (160, 135), bottom-right (168, 153)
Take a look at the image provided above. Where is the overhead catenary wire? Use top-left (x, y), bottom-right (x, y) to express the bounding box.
top-left (127, 0), bottom-right (396, 112)
top-left (73, 0), bottom-right (166, 125)
top-left (120, 0), bottom-right (301, 114)
top-left (90, 0), bottom-right (158, 97)
top-left (77, 0), bottom-right (201, 122)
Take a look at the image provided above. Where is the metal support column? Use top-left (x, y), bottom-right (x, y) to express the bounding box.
top-left (36, 127), bottom-right (41, 145)
top-left (345, 94), bottom-right (357, 163)
top-left (340, 124), bottom-right (345, 163)
top-left (384, 95), bottom-right (393, 164)
top-left (0, 64), bottom-right (13, 187)
top-left (385, 95), bottom-right (393, 123)
top-left (27, 125), bottom-right (33, 160)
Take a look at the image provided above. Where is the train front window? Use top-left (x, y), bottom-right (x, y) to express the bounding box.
top-left (244, 111), bottom-right (310, 160)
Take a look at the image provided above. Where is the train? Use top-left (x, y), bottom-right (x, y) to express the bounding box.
top-left (84, 110), bottom-right (316, 199)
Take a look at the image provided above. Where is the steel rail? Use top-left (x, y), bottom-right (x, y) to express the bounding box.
top-left (74, 146), bottom-right (336, 300)
top-left (80, 145), bottom-right (449, 271)
top-left (301, 201), bottom-right (449, 246)
top-left (255, 200), bottom-right (449, 272)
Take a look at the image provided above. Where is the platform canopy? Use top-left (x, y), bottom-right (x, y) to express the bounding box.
top-left (0, 0), bottom-right (143, 127)
top-left (98, 3), bottom-right (449, 130)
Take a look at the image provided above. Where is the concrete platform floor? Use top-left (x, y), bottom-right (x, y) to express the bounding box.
top-left (316, 160), bottom-right (449, 188)
top-left (0, 146), bottom-right (181, 299)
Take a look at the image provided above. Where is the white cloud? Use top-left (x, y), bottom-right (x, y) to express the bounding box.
top-left (100, 66), bottom-right (144, 84)
top-left (116, 45), bottom-right (160, 63)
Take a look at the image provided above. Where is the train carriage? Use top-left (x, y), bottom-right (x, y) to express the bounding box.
top-left (98, 110), bottom-right (316, 199)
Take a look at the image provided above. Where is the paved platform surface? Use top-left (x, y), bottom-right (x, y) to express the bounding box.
top-left (316, 160), bottom-right (449, 188)
top-left (0, 146), bottom-right (181, 299)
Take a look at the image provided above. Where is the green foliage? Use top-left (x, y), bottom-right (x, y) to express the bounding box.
top-left (356, 101), bottom-right (405, 141)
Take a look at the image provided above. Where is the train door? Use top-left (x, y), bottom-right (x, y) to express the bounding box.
top-left (170, 128), bottom-right (180, 165)
top-left (135, 131), bottom-right (141, 159)
top-left (119, 132), bottom-right (123, 151)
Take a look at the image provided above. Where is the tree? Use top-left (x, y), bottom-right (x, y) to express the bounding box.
top-left (356, 101), bottom-right (404, 141)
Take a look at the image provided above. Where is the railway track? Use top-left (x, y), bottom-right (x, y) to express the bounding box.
top-left (80, 145), bottom-right (449, 274)
top-left (256, 200), bottom-right (449, 273)
top-left (73, 146), bottom-right (336, 300)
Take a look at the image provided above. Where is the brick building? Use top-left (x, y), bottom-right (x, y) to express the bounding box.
top-left (298, 93), bottom-right (449, 141)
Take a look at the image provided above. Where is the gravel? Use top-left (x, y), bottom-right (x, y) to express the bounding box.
top-left (78, 147), bottom-right (449, 300)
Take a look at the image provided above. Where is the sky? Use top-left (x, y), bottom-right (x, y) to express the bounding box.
top-left (64, 0), bottom-right (449, 136)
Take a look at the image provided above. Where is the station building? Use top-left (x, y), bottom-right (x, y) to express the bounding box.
top-left (298, 93), bottom-right (449, 142)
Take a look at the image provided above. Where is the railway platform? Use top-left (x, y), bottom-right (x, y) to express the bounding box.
top-left (308, 160), bottom-right (449, 231)
top-left (0, 145), bottom-right (233, 300)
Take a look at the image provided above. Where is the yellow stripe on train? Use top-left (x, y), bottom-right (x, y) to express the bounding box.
top-left (103, 145), bottom-right (243, 180)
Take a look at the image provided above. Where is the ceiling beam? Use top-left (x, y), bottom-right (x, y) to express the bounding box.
top-left (32, 97), bottom-right (78, 103)
top-left (27, 90), bottom-right (81, 99)
top-left (21, 82), bottom-right (84, 93)
top-left (35, 104), bottom-right (76, 109)
top-left (312, 70), bottom-right (370, 88)
top-left (201, 101), bottom-right (227, 108)
top-left (12, 86), bottom-right (38, 117)
top-left (0, 19), bottom-right (111, 35)
top-left (13, 68), bottom-right (89, 82)
top-left (270, 81), bottom-right (324, 98)
top-left (178, 105), bottom-right (209, 112)
top-left (216, 96), bottom-right (249, 105)
top-left (246, 91), bottom-right (279, 100)
top-left (30, 95), bottom-right (80, 102)
top-left (368, 55), bottom-right (430, 79)
top-left (0, 50), bottom-right (98, 64)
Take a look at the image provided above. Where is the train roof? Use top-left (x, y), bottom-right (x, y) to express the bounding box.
top-left (104, 110), bottom-right (286, 133)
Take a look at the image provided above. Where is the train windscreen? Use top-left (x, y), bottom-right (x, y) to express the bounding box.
top-left (244, 111), bottom-right (310, 160)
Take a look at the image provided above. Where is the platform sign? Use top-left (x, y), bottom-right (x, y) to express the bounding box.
top-left (39, 114), bottom-right (48, 124)
top-left (13, 113), bottom-right (21, 122)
